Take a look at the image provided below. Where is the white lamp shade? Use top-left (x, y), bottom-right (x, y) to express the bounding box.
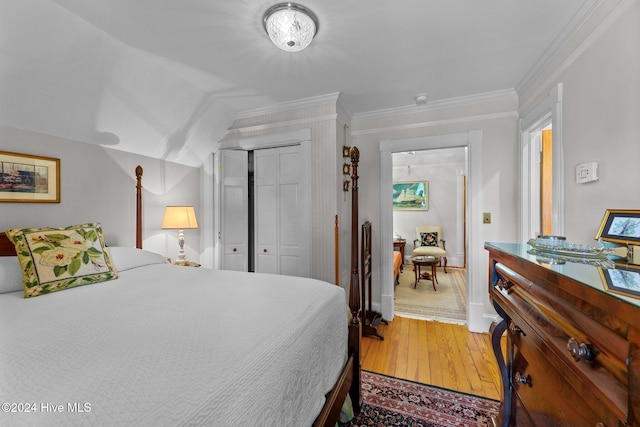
top-left (162, 206), bottom-right (198, 229)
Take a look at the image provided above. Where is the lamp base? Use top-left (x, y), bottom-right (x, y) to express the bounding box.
top-left (175, 229), bottom-right (188, 263)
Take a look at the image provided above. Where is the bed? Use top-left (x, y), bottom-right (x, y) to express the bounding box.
top-left (0, 151), bottom-right (363, 426)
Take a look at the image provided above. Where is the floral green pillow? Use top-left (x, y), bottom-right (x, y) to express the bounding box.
top-left (5, 223), bottom-right (118, 298)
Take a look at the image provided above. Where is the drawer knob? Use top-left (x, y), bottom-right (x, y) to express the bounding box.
top-left (514, 371), bottom-right (532, 387)
top-left (496, 278), bottom-right (514, 293)
top-left (263, 248), bottom-right (267, 253)
top-left (567, 337), bottom-right (594, 362)
top-left (232, 248), bottom-right (237, 252)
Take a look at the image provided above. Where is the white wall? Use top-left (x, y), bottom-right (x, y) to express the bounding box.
top-left (0, 125), bottom-right (201, 261)
top-left (352, 94), bottom-right (520, 331)
top-left (518, 0), bottom-right (640, 245)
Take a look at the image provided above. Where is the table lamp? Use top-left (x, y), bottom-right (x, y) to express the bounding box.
top-left (162, 206), bottom-right (198, 263)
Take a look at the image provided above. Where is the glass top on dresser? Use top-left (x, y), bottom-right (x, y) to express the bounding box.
top-left (485, 242), bottom-right (640, 308)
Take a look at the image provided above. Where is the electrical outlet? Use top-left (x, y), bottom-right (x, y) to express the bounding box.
top-left (483, 212), bottom-right (491, 224)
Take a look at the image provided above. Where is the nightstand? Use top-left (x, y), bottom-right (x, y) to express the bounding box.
top-left (169, 259), bottom-right (201, 267)
top-left (393, 239), bottom-right (406, 262)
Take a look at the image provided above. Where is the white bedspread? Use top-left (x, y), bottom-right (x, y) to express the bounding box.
top-left (0, 262), bottom-right (348, 426)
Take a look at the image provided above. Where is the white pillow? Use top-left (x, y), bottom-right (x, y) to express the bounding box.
top-left (108, 247), bottom-right (169, 272)
top-left (0, 257), bottom-right (24, 294)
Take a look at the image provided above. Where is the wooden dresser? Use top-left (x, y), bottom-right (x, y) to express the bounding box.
top-left (485, 242), bottom-right (640, 427)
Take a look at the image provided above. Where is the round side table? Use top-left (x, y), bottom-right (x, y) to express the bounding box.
top-left (412, 255), bottom-right (439, 291)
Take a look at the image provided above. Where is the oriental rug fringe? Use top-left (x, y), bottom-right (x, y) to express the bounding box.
top-left (344, 371), bottom-right (499, 427)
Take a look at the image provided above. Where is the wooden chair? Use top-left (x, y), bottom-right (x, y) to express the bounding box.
top-left (412, 225), bottom-right (447, 272)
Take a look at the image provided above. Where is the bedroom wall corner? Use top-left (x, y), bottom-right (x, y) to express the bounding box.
top-left (517, 0), bottom-right (640, 245)
top-left (0, 125), bottom-right (201, 260)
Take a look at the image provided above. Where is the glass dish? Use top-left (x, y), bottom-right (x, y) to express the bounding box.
top-left (527, 238), bottom-right (613, 258)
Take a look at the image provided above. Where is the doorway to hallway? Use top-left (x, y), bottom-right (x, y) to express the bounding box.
top-left (392, 147), bottom-right (467, 323)
top-left (380, 130), bottom-right (484, 331)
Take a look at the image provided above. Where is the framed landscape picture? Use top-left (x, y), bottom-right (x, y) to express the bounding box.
top-left (393, 181), bottom-right (428, 210)
top-left (596, 209), bottom-right (640, 245)
top-left (0, 151), bottom-right (60, 203)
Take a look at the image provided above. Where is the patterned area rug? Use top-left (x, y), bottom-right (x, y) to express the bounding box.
top-left (394, 266), bottom-right (467, 324)
top-left (345, 371), bottom-right (499, 427)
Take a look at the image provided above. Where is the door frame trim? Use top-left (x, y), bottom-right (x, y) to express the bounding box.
top-left (379, 130), bottom-right (486, 331)
top-left (518, 83), bottom-right (564, 242)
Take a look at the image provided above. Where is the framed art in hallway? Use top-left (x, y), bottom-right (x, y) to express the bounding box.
top-left (0, 151), bottom-right (60, 203)
top-left (393, 181), bottom-right (428, 210)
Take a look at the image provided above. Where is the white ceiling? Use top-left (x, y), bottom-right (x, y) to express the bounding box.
top-left (0, 0), bottom-right (596, 166)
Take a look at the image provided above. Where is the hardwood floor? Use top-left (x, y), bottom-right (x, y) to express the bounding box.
top-left (361, 316), bottom-right (503, 400)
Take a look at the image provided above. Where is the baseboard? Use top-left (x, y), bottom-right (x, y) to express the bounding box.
top-left (468, 301), bottom-right (498, 333)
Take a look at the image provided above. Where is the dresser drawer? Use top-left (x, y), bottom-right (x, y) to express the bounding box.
top-left (511, 320), bottom-right (618, 426)
top-left (485, 243), bottom-right (640, 427)
top-left (513, 393), bottom-right (534, 427)
top-left (493, 262), bottom-right (629, 421)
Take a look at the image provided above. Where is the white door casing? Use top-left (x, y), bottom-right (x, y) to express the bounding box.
top-left (519, 83), bottom-right (564, 242)
top-left (380, 131), bottom-right (487, 332)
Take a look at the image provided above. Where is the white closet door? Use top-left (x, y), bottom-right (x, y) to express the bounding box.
top-left (254, 145), bottom-right (310, 277)
top-left (217, 149), bottom-right (248, 271)
top-left (254, 149), bottom-right (278, 274)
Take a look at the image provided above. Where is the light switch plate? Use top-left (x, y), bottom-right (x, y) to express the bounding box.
top-left (576, 162), bottom-right (599, 183)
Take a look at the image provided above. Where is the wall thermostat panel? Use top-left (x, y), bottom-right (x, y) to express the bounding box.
top-left (576, 162), bottom-right (599, 183)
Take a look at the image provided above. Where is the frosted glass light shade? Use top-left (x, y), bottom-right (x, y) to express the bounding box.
top-left (263, 3), bottom-right (318, 52)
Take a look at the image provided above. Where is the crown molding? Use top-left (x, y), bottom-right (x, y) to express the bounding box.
top-left (516, 0), bottom-right (602, 95)
top-left (352, 89), bottom-right (518, 122)
top-left (235, 92), bottom-right (340, 120)
top-left (352, 111), bottom-right (518, 137)
top-left (225, 114), bottom-right (337, 136)
top-left (518, 0), bottom-right (633, 114)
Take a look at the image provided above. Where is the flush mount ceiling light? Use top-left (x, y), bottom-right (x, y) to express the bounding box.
top-left (263, 3), bottom-right (319, 52)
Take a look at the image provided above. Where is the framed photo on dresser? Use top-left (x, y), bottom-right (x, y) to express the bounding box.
top-left (599, 263), bottom-right (640, 299)
top-left (596, 209), bottom-right (640, 245)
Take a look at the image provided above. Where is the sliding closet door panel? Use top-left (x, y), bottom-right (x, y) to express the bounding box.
top-left (279, 148), bottom-right (303, 276)
top-left (219, 149), bottom-right (248, 271)
top-left (279, 181), bottom-right (302, 276)
top-left (280, 145), bottom-right (310, 277)
top-left (254, 144), bottom-right (310, 277)
top-left (254, 149), bottom-right (278, 274)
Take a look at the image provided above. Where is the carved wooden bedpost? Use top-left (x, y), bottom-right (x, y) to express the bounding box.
top-left (135, 166), bottom-right (143, 249)
top-left (348, 147), bottom-right (362, 412)
top-left (349, 147), bottom-right (361, 324)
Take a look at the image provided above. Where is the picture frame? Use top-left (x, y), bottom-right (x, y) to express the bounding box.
top-left (595, 209), bottom-right (640, 245)
top-left (0, 151), bottom-right (60, 203)
top-left (393, 181), bottom-right (428, 210)
top-left (599, 263), bottom-right (640, 299)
